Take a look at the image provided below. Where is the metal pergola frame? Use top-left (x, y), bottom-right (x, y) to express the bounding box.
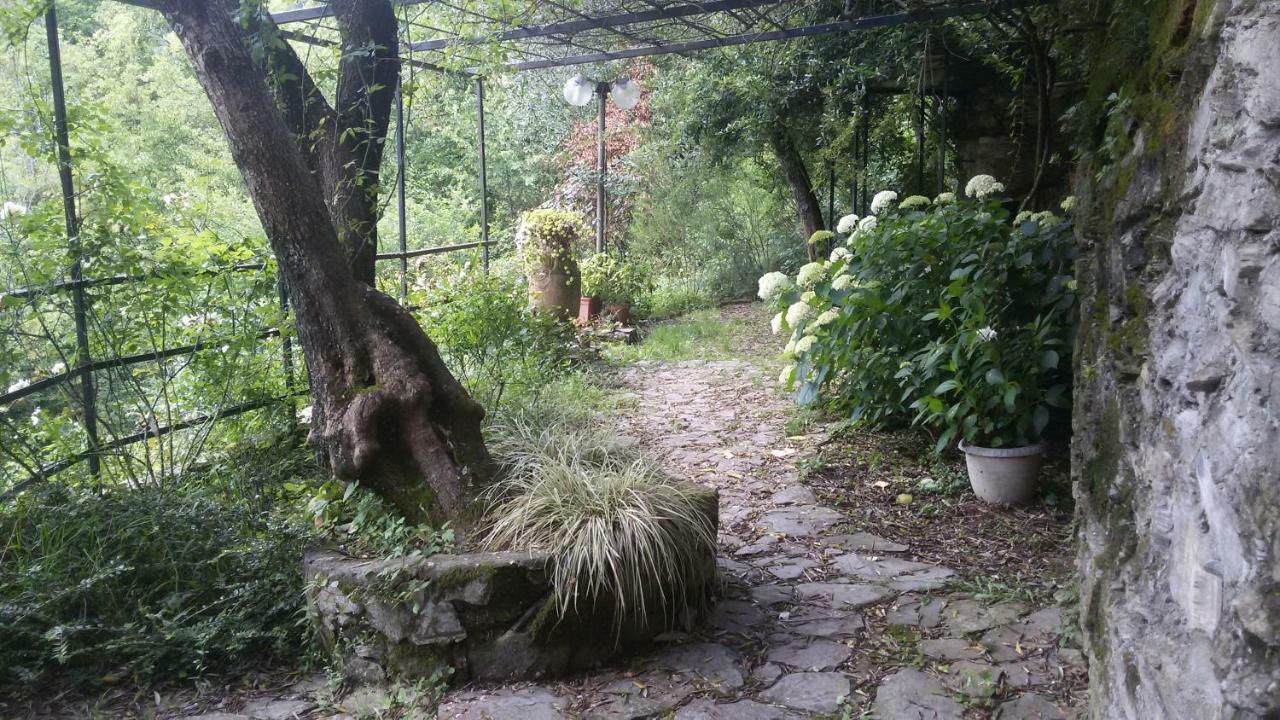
top-left (4, 0), bottom-right (1032, 494)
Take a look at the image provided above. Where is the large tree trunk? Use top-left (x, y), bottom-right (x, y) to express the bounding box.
top-left (258, 1), bottom-right (395, 285)
top-left (159, 0), bottom-right (493, 524)
top-left (769, 128), bottom-right (826, 261)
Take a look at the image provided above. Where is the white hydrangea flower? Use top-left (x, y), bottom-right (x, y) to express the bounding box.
top-left (783, 335), bottom-right (798, 355)
top-left (934, 192), bottom-right (956, 204)
top-left (976, 326), bottom-right (997, 342)
top-left (836, 213), bottom-right (859, 234)
top-left (870, 190), bottom-right (899, 215)
top-left (858, 215), bottom-right (878, 233)
top-left (899, 195), bottom-right (930, 210)
top-left (1033, 210), bottom-right (1061, 227)
top-left (785, 301), bottom-right (815, 329)
top-left (796, 262), bottom-right (826, 288)
top-left (794, 335), bottom-right (817, 353)
top-left (831, 274), bottom-right (855, 291)
top-left (1061, 196), bottom-right (1078, 212)
top-left (964, 174), bottom-right (1005, 199)
top-left (757, 271), bottom-right (792, 301)
top-left (6, 378), bottom-right (32, 395)
top-left (0, 201), bottom-right (28, 220)
top-left (829, 246), bottom-right (852, 263)
top-left (800, 290), bottom-right (816, 302)
top-left (815, 308), bottom-right (839, 327)
top-left (778, 363), bottom-right (795, 387)
top-left (1014, 210), bottom-right (1033, 225)
top-left (770, 312), bottom-right (785, 335)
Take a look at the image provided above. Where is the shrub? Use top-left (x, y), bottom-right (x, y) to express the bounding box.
top-left (765, 181), bottom-right (1076, 449)
top-left (517, 209), bottom-right (584, 317)
top-left (482, 415), bottom-right (716, 635)
top-left (411, 267), bottom-right (579, 412)
top-left (0, 484), bottom-right (313, 687)
top-left (579, 252), bottom-right (653, 304)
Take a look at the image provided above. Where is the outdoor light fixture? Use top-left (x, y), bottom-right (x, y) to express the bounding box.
top-left (561, 73), bottom-right (644, 254)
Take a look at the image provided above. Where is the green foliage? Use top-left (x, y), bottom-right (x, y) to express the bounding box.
top-left (579, 252), bottom-right (652, 304)
top-left (808, 229), bottom-right (835, 247)
top-left (482, 413), bottom-right (716, 635)
top-left (307, 480), bottom-right (455, 559)
top-left (0, 483), bottom-right (314, 686)
top-left (767, 184), bottom-right (1076, 448)
top-left (410, 266), bottom-right (579, 413)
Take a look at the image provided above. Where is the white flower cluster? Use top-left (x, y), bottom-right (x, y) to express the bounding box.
top-left (757, 271), bottom-right (792, 301)
top-left (1033, 210), bottom-right (1061, 227)
top-left (858, 216), bottom-right (878, 233)
top-left (778, 364), bottom-right (795, 387)
top-left (794, 335), bottom-right (817, 353)
top-left (814, 308), bottom-right (839, 327)
top-left (829, 246), bottom-right (852, 263)
top-left (934, 192), bottom-right (956, 204)
top-left (964, 174), bottom-right (1005, 199)
top-left (796, 262), bottom-right (826, 289)
top-left (0, 201), bottom-right (28, 220)
top-left (832, 274), bottom-right (856, 291)
top-left (1060, 196), bottom-right (1077, 212)
top-left (899, 195), bottom-right (930, 210)
top-left (836, 214), bottom-right (859, 234)
top-left (785, 301), bottom-right (815, 329)
top-left (870, 190), bottom-right (899, 215)
top-left (770, 312), bottom-right (785, 335)
top-left (976, 326), bottom-right (998, 342)
top-left (1015, 210), bottom-right (1033, 225)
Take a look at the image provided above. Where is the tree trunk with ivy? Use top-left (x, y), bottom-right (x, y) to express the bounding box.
top-left (769, 128), bottom-right (825, 261)
top-left (158, 0), bottom-right (493, 524)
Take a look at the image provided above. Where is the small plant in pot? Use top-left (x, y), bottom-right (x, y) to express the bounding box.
top-left (580, 253), bottom-right (650, 327)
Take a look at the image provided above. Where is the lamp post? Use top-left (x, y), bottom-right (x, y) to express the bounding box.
top-left (563, 74), bottom-right (641, 254)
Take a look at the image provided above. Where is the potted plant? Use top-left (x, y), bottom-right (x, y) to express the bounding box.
top-left (580, 253), bottom-right (649, 326)
top-left (517, 209), bottom-right (584, 319)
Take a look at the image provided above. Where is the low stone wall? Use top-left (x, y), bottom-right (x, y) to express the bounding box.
top-left (305, 486), bottom-right (719, 684)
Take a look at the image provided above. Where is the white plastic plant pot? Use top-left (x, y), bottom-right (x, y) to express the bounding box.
top-left (958, 440), bottom-right (1044, 505)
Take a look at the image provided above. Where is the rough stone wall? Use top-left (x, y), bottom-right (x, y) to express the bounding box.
top-left (1072, 0), bottom-right (1279, 718)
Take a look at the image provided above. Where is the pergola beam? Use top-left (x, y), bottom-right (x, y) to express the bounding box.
top-left (272, 0), bottom-right (432, 24)
top-left (407, 0), bottom-right (792, 52)
top-left (502, 2), bottom-right (1015, 71)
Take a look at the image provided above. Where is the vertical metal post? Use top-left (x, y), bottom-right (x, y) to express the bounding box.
top-left (860, 96), bottom-right (870, 215)
top-left (46, 4), bottom-right (99, 477)
top-left (916, 87), bottom-right (926, 195)
top-left (850, 115), bottom-right (858, 213)
top-left (826, 161), bottom-right (835, 228)
top-left (937, 55), bottom-right (948, 195)
top-left (395, 73), bottom-right (408, 300)
top-left (476, 77), bottom-right (489, 273)
top-left (276, 274), bottom-right (295, 417)
top-left (595, 83), bottom-right (607, 255)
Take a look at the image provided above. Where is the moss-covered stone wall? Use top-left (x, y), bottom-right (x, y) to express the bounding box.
top-left (1070, 0), bottom-right (1279, 716)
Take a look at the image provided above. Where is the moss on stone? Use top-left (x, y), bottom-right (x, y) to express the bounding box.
top-left (433, 563), bottom-right (497, 593)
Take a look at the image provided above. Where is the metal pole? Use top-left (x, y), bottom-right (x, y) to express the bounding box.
top-left (276, 274), bottom-right (295, 426)
top-left (395, 73), bottom-right (408, 300)
top-left (826, 160), bottom-right (835, 228)
top-left (595, 82), bottom-right (607, 254)
top-left (860, 96), bottom-right (870, 214)
top-left (46, 4), bottom-right (99, 478)
top-left (476, 77), bottom-right (489, 273)
top-left (938, 54), bottom-right (948, 195)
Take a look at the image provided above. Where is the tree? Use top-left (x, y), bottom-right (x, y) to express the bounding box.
top-left (156, 0), bottom-right (493, 523)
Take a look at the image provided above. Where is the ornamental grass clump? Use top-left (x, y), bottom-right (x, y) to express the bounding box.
top-left (760, 175), bottom-right (1077, 450)
top-left (482, 416), bottom-right (716, 637)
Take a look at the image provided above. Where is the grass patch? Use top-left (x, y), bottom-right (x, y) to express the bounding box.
top-left (607, 304), bottom-right (775, 364)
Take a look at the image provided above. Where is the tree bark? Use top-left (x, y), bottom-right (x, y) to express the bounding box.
top-left (158, 0), bottom-right (493, 524)
top-left (769, 128), bottom-right (827, 261)
top-left (255, 0), bottom-right (395, 284)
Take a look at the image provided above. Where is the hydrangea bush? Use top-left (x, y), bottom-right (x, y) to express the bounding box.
top-left (762, 180), bottom-right (1077, 450)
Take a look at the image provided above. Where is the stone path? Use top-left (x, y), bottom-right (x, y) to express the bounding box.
top-left (437, 359), bottom-right (1083, 719)
top-left (168, 355), bottom-right (1082, 720)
